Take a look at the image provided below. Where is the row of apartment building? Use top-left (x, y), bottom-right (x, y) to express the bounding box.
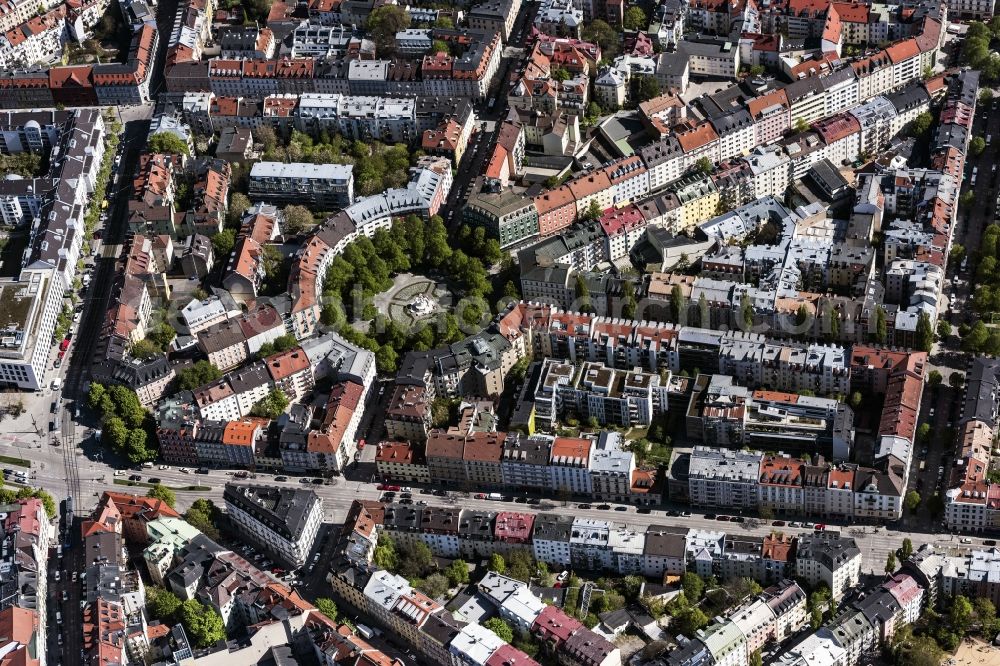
top-left (163, 30), bottom-right (503, 100)
top-left (0, 108), bottom-right (106, 390)
top-left (682, 446), bottom-right (908, 521)
top-left (156, 329), bottom-right (376, 471)
top-left (472, 64), bottom-right (939, 251)
top-left (0, 22), bottom-right (157, 107)
top-left (377, 430), bottom-right (661, 504)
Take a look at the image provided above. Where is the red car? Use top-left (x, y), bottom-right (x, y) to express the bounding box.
top-left (59, 339), bottom-right (70, 352)
top-left (57, 350), bottom-right (65, 359)
top-left (357, 439), bottom-right (366, 450)
top-left (377, 484), bottom-right (400, 491)
top-left (475, 493), bottom-right (487, 499)
top-left (814, 524), bottom-right (826, 531)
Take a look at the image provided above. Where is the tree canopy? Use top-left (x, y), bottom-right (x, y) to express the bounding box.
top-left (623, 6), bottom-right (647, 30)
top-left (147, 484), bottom-right (176, 508)
top-left (176, 361), bottom-right (223, 391)
top-left (250, 388), bottom-right (289, 419)
top-left (179, 599), bottom-right (226, 648)
top-left (148, 132), bottom-right (190, 156)
top-left (483, 617), bottom-right (514, 643)
top-left (366, 6), bottom-right (408, 54)
top-left (88, 383), bottom-right (155, 462)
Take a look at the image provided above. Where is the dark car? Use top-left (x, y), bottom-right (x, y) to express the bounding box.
top-left (578, 503), bottom-right (592, 510)
top-left (637, 507), bottom-right (652, 514)
top-left (666, 510), bottom-right (681, 517)
top-left (147, 478), bottom-right (161, 484)
top-left (434, 489), bottom-right (448, 496)
top-left (128, 474), bottom-right (141, 481)
top-left (597, 504), bottom-right (612, 510)
top-left (527, 498), bottom-right (541, 505)
top-left (195, 467), bottom-right (209, 474)
top-left (772, 520), bottom-right (786, 527)
top-left (705, 514), bottom-right (717, 520)
top-left (311, 478), bottom-right (325, 484)
top-left (398, 498), bottom-right (414, 505)
top-left (275, 476), bottom-right (288, 482)
top-left (515, 497), bottom-right (528, 503)
top-left (986, 540), bottom-right (998, 546)
top-left (717, 515), bottom-right (731, 521)
top-left (614, 506), bottom-right (628, 511)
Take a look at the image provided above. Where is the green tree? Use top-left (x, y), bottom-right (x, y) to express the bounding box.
top-left (872, 305), bottom-right (887, 343)
top-left (675, 606), bottom-right (709, 635)
top-left (446, 560), bottom-right (470, 587)
top-left (148, 132), bottom-right (190, 156)
top-left (147, 321), bottom-right (177, 350)
top-left (637, 75), bottom-right (661, 102)
top-left (489, 553), bottom-right (507, 574)
top-left (211, 228), bottom-right (236, 257)
top-left (740, 292), bottom-right (753, 329)
top-left (794, 117), bottom-right (809, 133)
top-left (581, 20), bottom-right (620, 60)
top-left (283, 205), bottom-right (315, 236)
top-left (695, 156), bottom-right (713, 175)
top-left (398, 540), bottom-right (434, 578)
top-left (909, 112), bottom-right (933, 137)
top-left (849, 391), bottom-right (863, 408)
top-left (176, 361), bottom-right (222, 390)
top-left (366, 5), bottom-right (409, 53)
top-left (130, 339), bottom-right (161, 361)
top-left (185, 499), bottom-right (221, 540)
top-left (950, 595), bottom-right (974, 635)
top-left (749, 65), bottom-right (766, 76)
top-left (901, 538), bottom-right (913, 560)
top-left (227, 192), bottom-right (252, 228)
top-left (670, 285), bottom-right (684, 323)
top-left (750, 648), bottom-right (763, 666)
top-left (623, 6), bottom-right (647, 29)
top-left (681, 572), bottom-right (704, 601)
top-left (975, 597), bottom-right (998, 636)
top-left (915, 312), bottom-right (934, 352)
top-left (147, 586), bottom-right (181, 622)
top-left (885, 551), bottom-right (897, 574)
top-left (250, 388), bottom-right (289, 419)
top-left (811, 606), bottom-right (824, 630)
top-left (950, 372), bottom-right (965, 389)
top-left (315, 598), bottom-right (338, 622)
top-left (179, 599), bottom-right (226, 648)
top-left (418, 573), bottom-right (450, 599)
top-left (917, 423), bottom-right (931, 444)
top-left (373, 534), bottom-right (398, 571)
top-left (971, 136), bottom-right (987, 157)
top-left (431, 39), bottom-right (449, 54)
top-left (483, 617), bottom-right (514, 643)
top-left (147, 484), bottom-right (176, 508)
top-left (904, 491), bottom-right (921, 513)
top-left (928, 370), bottom-right (943, 387)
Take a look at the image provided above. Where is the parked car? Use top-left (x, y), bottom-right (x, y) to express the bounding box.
top-left (274, 475), bottom-right (287, 481)
top-left (147, 478), bottom-right (161, 484)
top-left (578, 503), bottom-right (592, 510)
top-left (772, 520), bottom-right (786, 527)
top-left (128, 474), bottom-right (141, 481)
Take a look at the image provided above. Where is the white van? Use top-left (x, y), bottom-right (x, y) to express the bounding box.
top-left (51, 378), bottom-right (62, 391)
top-left (55, 611), bottom-right (62, 624)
